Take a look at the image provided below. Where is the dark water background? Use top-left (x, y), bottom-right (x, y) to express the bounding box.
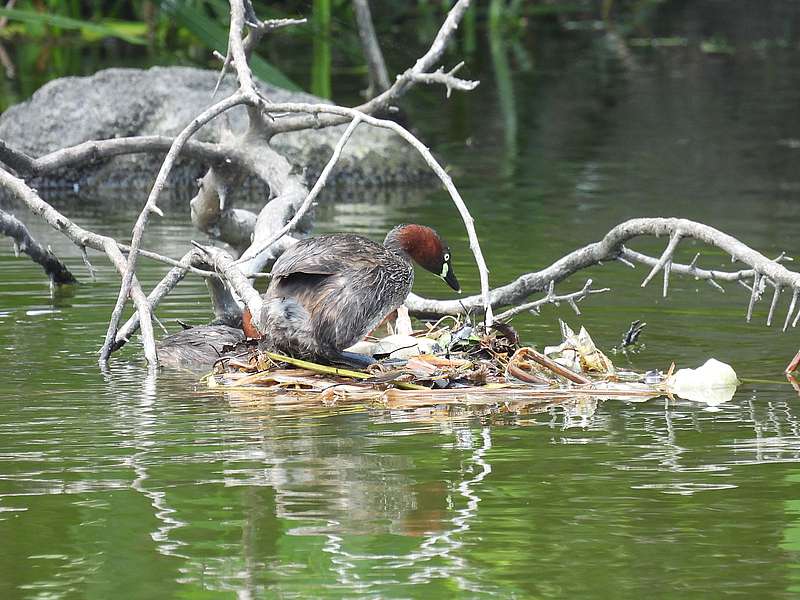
top-left (3, 2), bottom-right (800, 598)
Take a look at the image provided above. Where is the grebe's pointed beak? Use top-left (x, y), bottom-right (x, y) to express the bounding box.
top-left (443, 267), bottom-right (460, 293)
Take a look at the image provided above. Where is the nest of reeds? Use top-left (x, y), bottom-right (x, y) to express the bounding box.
top-left (205, 319), bottom-right (685, 410)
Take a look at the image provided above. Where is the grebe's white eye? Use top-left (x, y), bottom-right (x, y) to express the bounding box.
top-left (444, 253), bottom-right (450, 262)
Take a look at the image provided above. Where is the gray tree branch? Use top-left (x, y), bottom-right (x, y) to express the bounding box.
top-left (100, 92), bottom-right (250, 363)
top-left (406, 218), bottom-right (800, 332)
top-left (265, 0), bottom-right (473, 136)
top-left (0, 208), bottom-right (77, 285)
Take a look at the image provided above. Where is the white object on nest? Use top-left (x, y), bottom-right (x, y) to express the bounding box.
top-left (665, 358), bottom-right (740, 406)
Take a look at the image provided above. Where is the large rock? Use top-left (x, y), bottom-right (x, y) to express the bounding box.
top-left (0, 67), bottom-right (429, 202)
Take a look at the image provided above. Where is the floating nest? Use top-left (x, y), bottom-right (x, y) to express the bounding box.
top-left (205, 319), bottom-right (682, 413)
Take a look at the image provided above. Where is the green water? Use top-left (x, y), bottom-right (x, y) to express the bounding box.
top-left (4, 3), bottom-right (800, 598)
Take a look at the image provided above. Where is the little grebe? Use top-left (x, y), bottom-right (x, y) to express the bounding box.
top-left (248, 224), bottom-right (459, 367)
top-left (157, 276), bottom-right (247, 370)
top-left (157, 319), bottom-right (245, 370)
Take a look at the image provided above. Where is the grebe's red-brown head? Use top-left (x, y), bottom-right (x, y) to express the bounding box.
top-left (384, 224), bottom-right (460, 292)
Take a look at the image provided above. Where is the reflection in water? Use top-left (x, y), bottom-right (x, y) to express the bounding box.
top-left (3, 357), bottom-right (800, 597)
top-left (312, 426), bottom-right (494, 593)
top-left (125, 369), bottom-right (188, 559)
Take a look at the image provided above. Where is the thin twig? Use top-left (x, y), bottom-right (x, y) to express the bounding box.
top-left (662, 258), bottom-right (672, 298)
top-left (409, 62), bottom-right (480, 98)
top-left (113, 251), bottom-right (195, 351)
top-left (494, 280), bottom-right (609, 322)
top-left (268, 0), bottom-right (473, 135)
top-left (80, 245), bottom-right (96, 282)
top-left (616, 253), bottom-right (635, 269)
top-left (641, 231), bottom-right (681, 288)
top-left (767, 283), bottom-right (782, 327)
top-left (784, 288), bottom-right (798, 332)
top-left (747, 271), bottom-right (761, 322)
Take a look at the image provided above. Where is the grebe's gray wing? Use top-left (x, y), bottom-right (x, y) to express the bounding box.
top-left (270, 234), bottom-right (384, 279)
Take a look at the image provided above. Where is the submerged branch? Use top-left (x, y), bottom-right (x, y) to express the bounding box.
top-left (0, 208), bottom-right (77, 285)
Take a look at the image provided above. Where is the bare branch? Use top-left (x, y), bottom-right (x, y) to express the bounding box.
top-left (228, 1), bottom-right (257, 99)
top-left (785, 289), bottom-right (799, 332)
top-left (405, 218), bottom-right (800, 319)
top-left (193, 243), bottom-right (263, 328)
top-left (616, 255), bottom-right (636, 269)
top-left (641, 231), bottom-right (681, 290)
top-left (494, 279), bottom-right (610, 322)
top-left (746, 271), bottom-right (761, 322)
top-left (0, 209), bottom-right (77, 285)
top-left (211, 8), bottom-right (305, 97)
top-left (257, 18), bottom-right (307, 32)
top-left (101, 92), bottom-right (249, 362)
top-left (409, 62), bottom-right (480, 98)
top-left (0, 136), bottom-right (249, 177)
top-left (113, 251), bottom-right (193, 351)
top-left (767, 283), bottom-right (782, 327)
top-left (267, 0), bottom-right (473, 135)
top-left (102, 239), bottom-right (158, 365)
top-left (621, 247), bottom-right (752, 284)
top-left (80, 245), bottom-right (96, 281)
top-left (0, 167), bottom-right (158, 363)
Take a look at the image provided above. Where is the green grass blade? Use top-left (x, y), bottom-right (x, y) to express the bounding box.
top-left (0, 7), bottom-right (146, 45)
